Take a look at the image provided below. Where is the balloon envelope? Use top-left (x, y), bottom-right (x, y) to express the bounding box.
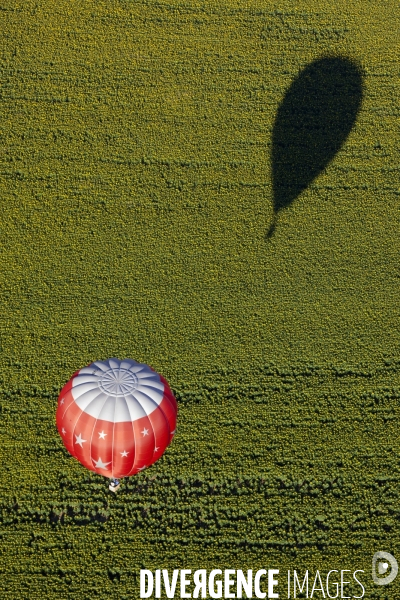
top-left (56, 358), bottom-right (177, 478)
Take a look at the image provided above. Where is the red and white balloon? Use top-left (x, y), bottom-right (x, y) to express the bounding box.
top-left (56, 358), bottom-right (177, 478)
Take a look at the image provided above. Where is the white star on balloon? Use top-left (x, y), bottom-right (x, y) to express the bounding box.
top-left (61, 428), bottom-right (66, 435)
top-left (75, 433), bottom-right (86, 447)
top-left (154, 446), bottom-right (159, 452)
top-left (141, 428), bottom-right (149, 436)
top-left (93, 457), bottom-right (111, 469)
top-left (60, 398), bottom-right (65, 405)
top-left (98, 430), bottom-right (107, 439)
top-left (120, 450), bottom-right (129, 457)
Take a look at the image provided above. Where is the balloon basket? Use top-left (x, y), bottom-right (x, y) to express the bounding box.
top-left (109, 481), bottom-right (121, 493)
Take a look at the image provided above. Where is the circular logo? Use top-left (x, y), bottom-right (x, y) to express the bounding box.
top-left (372, 552), bottom-right (398, 585)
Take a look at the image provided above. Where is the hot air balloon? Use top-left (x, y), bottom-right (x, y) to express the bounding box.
top-left (56, 358), bottom-right (177, 492)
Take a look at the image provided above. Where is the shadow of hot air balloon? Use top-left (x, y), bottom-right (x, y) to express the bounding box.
top-left (267, 56), bottom-right (364, 237)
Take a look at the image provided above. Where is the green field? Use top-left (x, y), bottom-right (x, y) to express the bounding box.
top-left (0, 0), bottom-right (399, 597)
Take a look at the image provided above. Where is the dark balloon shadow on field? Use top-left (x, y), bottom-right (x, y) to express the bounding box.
top-left (267, 56), bottom-right (364, 238)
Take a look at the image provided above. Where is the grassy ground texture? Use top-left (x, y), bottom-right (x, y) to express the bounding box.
top-left (0, 0), bottom-right (399, 598)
